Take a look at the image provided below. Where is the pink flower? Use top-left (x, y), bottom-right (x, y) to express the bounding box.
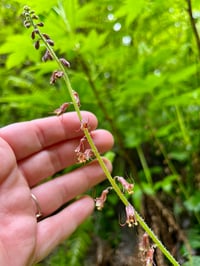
top-left (75, 137), bottom-right (86, 153)
top-left (95, 187), bottom-right (112, 210)
top-left (53, 102), bottom-right (70, 116)
top-left (115, 176), bottom-right (134, 194)
top-left (139, 233), bottom-right (156, 266)
top-left (125, 203), bottom-right (137, 227)
top-left (72, 90), bottom-right (81, 106)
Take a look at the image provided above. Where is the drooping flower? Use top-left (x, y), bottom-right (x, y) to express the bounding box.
top-left (139, 233), bottom-right (156, 266)
top-left (72, 90), bottom-right (81, 106)
top-left (53, 102), bottom-right (71, 116)
top-left (125, 203), bottom-right (137, 227)
top-left (115, 176), bottom-right (134, 194)
top-left (42, 49), bottom-right (53, 62)
top-left (50, 70), bottom-right (64, 84)
top-left (59, 58), bottom-right (70, 68)
top-left (95, 187), bottom-right (112, 210)
top-left (84, 149), bottom-right (94, 161)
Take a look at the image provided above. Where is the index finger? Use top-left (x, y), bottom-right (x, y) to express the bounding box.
top-left (0, 111), bottom-right (97, 160)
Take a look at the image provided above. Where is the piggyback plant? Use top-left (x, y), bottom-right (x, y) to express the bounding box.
top-left (23, 6), bottom-right (180, 266)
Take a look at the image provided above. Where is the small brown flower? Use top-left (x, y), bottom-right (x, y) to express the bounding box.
top-left (37, 22), bottom-right (44, 27)
top-left (46, 39), bottom-right (54, 46)
top-left (95, 187), bottom-right (112, 210)
top-left (80, 118), bottom-right (90, 131)
top-left (34, 39), bottom-right (40, 50)
top-left (24, 21), bottom-right (31, 28)
top-left (145, 247), bottom-right (155, 266)
top-left (75, 136), bottom-right (87, 153)
top-left (42, 33), bottom-right (51, 40)
top-left (53, 102), bottom-right (71, 116)
top-left (42, 49), bottom-right (53, 62)
top-left (139, 233), bottom-right (156, 266)
top-left (31, 14), bottom-right (39, 20)
top-left (31, 29), bottom-right (39, 40)
top-left (59, 58), bottom-right (70, 68)
top-left (72, 90), bottom-right (81, 107)
top-left (31, 31), bottom-right (36, 40)
top-left (50, 70), bottom-right (64, 84)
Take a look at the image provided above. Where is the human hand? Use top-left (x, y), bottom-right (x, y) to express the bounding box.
top-left (0, 111), bottom-right (113, 266)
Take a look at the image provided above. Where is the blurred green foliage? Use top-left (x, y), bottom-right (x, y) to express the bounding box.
top-left (1, 0), bottom-right (200, 265)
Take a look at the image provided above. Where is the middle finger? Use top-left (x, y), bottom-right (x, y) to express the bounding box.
top-left (19, 129), bottom-right (114, 187)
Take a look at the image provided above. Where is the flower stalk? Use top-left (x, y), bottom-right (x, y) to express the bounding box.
top-left (23, 6), bottom-right (180, 266)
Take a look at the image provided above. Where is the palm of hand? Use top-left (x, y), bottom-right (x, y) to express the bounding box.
top-left (0, 112), bottom-right (113, 266)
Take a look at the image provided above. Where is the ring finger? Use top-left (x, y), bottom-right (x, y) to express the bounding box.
top-left (31, 158), bottom-right (112, 218)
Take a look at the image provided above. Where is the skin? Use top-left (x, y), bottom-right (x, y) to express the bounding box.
top-left (0, 111), bottom-right (114, 266)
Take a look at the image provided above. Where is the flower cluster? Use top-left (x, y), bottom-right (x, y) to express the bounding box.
top-left (139, 233), bottom-right (156, 266)
top-left (23, 6), bottom-right (80, 117)
top-left (95, 177), bottom-right (136, 227)
top-left (24, 4), bottom-right (136, 227)
top-left (75, 134), bottom-right (94, 163)
top-left (95, 187), bottom-right (113, 210)
top-left (23, 7), bottom-right (180, 266)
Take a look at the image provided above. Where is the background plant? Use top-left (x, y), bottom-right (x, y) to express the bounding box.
top-left (0, 0), bottom-right (200, 265)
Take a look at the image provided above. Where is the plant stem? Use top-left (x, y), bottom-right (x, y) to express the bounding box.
top-left (185, 0), bottom-right (200, 59)
top-left (175, 105), bottom-right (191, 146)
top-left (135, 213), bottom-right (180, 266)
top-left (136, 145), bottom-right (153, 186)
top-left (53, 52), bottom-right (180, 265)
top-left (32, 21), bottom-right (180, 266)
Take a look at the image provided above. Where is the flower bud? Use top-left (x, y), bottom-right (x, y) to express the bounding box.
top-left (24, 21), bottom-right (31, 28)
top-left (42, 33), bottom-right (51, 40)
top-left (42, 50), bottom-right (53, 62)
top-left (37, 22), bottom-right (44, 27)
top-left (59, 58), bottom-right (70, 68)
top-left (23, 6), bottom-right (30, 12)
top-left (32, 14), bottom-right (39, 20)
top-left (34, 40), bottom-right (40, 50)
top-left (31, 31), bottom-right (36, 40)
top-left (46, 39), bottom-right (54, 46)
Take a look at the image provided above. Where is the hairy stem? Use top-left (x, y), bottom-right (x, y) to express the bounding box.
top-left (47, 42), bottom-right (180, 265)
top-left (25, 9), bottom-right (180, 265)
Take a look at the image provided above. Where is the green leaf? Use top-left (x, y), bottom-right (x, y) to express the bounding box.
top-left (115, 0), bottom-right (145, 27)
top-left (184, 191), bottom-right (200, 212)
top-left (169, 64), bottom-right (197, 84)
top-left (182, 256), bottom-right (200, 266)
top-left (0, 34), bottom-right (40, 68)
top-left (154, 175), bottom-right (178, 193)
top-left (168, 151), bottom-right (189, 161)
top-left (15, 0), bottom-right (58, 13)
